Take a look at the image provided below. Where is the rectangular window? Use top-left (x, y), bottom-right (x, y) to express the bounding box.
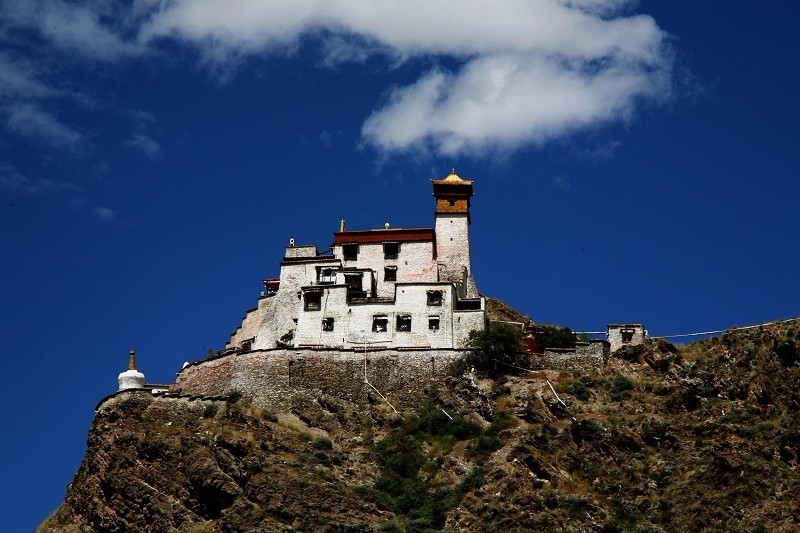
top-left (304, 291), bottom-right (322, 311)
top-left (318, 267), bottom-right (336, 284)
top-left (372, 316), bottom-right (388, 333)
top-left (621, 328), bottom-right (635, 343)
top-left (344, 272), bottom-right (363, 292)
top-left (427, 290), bottom-right (443, 306)
top-left (383, 242), bottom-right (399, 259)
top-left (322, 317), bottom-right (334, 332)
top-left (428, 317), bottom-right (440, 331)
top-left (343, 244), bottom-right (358, 261)
top-left (384, 266), bottom-right (397, 282)
top-left (397, 315), bottom-right (411, 332)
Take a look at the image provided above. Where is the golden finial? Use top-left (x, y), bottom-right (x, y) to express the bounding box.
top-left (128, 349), bottom-right (137, 370)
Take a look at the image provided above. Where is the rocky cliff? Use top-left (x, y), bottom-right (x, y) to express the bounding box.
top-left (40, 319), bottom-right (800, 532)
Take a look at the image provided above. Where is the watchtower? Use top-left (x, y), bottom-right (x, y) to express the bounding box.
top-left (432, 170), bottom-right (477, 298)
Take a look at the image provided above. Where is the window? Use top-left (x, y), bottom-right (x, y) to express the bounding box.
top-left (449, 200), bottom-right (455, 207)
top-left (318, 267), bottom-right (336, 284)
top-left (304, 291), bottom-right (322, 311)
top-left (397, 315), bottom-right (411, 332)
top-left (343, 244), bottom-right (358, 261)
top-left (621, 328), bottom-right (635, 343)
top-left (427, 290), bottom-right (443, 306)
top-left (372, 316), bottom-right (388, 333)
top-left (383, 242), bottom-right (399, 259)
top-left (384, 266), bottom-right (397, 282)
top-left (344, 272), bottom-right (363, 292)
top-left (428, 317), bottom-right (440, 331)
top-left (322, 317), bottom-right (334, 332)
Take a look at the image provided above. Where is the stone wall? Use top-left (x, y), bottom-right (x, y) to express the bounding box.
top-left (227, 296), bottom-right (273, 349)
top-left (172, 348), bottom-right (467, 410)
top-left (527, 341), bottom-right (609, 370)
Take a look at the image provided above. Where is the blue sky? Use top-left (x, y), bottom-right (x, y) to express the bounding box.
top-left (1, 1), bottom-right (799, 529)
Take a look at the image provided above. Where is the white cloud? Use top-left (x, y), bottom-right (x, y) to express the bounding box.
top-left (0, 0), bottom-right (139, 62)
top-left (5, 102), bottom-right (83, 149)
top-left (69, 195), bottom-right (117, 222)
top-left (125, 132), bottom-right (161, 158)
top-left (135, 0), bottom-right (674, 155)
top-left (0, 163), bottom-right (79, 194)
top-left (0, 51), bottom-right (89, 149)
top-left (0, 0), bottom-right (675, 157)
top-left (94, 206), bottom-right (116, 221)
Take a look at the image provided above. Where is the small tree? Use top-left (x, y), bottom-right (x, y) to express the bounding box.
top-left (465, 322), bottom-right (526, 375)
top-left (535, 325), bottom-right (577, 349)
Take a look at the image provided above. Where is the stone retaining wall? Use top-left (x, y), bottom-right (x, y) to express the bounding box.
top-left (169, 342), bottom-right (609, 411)
top-left (527, 341), bottom-right (609, 371)
top-left (172, 348), bottom-right (466, 410)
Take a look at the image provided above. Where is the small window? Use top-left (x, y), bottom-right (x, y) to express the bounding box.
top-left (449, 200), bottom-right (456, 207)
top-left (304, 292), bottom-right (322, 311)
top-left (427, 290), bottom-right (443, 306)
top-left (372, 316), bottom-right (388, 333)
top-left (397, 315), bottom-right (411, 332)
top-left (322, 317), bottom-right (334, 332)
top-left (344, 272), bottom-right (363, 292)
top-left (318, 267), bottom-right (336, 284)
top-left (384, 242), bottom-right (399, 259)
top-left (384, 266), bottom-right (397, 282)
top-left (621, 328), bottom-right (635, 343)
top-left (428, 317), bottom-right (440, 331)
top-left (343, 244), bottom-right (358, 261)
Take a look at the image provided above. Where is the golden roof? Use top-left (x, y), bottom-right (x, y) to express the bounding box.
top-left (433, 169), bottom-right (473, 184)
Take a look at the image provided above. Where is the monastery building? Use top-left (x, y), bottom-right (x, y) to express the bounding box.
top-left (227, 171), bottom-right (487, 353)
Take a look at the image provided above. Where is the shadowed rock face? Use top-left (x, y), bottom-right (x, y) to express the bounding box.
top-left (40, 319), bottom-right (800, 532)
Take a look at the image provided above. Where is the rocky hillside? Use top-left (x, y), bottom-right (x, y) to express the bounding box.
top-left (39, 320), bottom-right (800, 532)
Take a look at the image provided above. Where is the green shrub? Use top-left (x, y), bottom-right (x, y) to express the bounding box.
top-left (312, 449), bottom-right (331, 465)
top-left (203, 403), bottom-right (218, 418)
top-left (465, 322), bottom-right (526, 375)
top-left (261, 408), bottom-right (278, 422)
top-left (379, 520), bottom-right (403, 533)
top-left (224, 388), bottom-right (243, 402)
top-left (313, 436), bottom-right (333, 450)
top-left (571, 380), bottom-right (591, 401)
top-left (458, 466), bottom-right (486, 492)
top-left (536, 325), bottom-right (577, 349)
top-left (414, 395), bottom-right (480, 440)
top-left (610, 376), bottom-right (634, 402)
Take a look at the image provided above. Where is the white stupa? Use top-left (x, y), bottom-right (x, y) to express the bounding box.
top-left (118, 349), bottom-right (145, 390)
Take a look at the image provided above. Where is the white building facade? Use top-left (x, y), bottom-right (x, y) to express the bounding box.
top-left (229, 171), bottom-right (486, 352)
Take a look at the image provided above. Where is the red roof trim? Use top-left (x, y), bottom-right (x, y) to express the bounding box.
top-left (333, 228), bottom-right (434, 244)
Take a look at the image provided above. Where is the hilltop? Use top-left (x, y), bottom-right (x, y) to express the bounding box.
top-left (39, 319), bottom-right (800, 532)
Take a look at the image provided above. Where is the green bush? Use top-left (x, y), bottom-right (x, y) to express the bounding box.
top-left (536, 325), bottom-right (577, 349)
top-left (571, 380), bottom-right (592, 401)
top-left (203, 403), bottom-right (218, 418)
top-left (414, 395), bottom-right (481, 440)
top-left (224, 388), bottom-right (243, 402)
top-left (313, 436), bottom-right (333, 450)
top-left (261, 408), bottom-right (278, 422)
top-left (465, 322), bottom-right (526, 375)
top-left (610, 376), bottom-right (634, 402)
